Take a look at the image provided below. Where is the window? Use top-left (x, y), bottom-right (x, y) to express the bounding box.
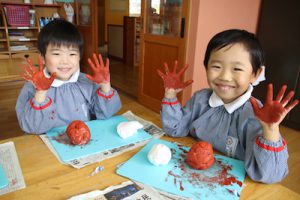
top-left (129, 0), bottom-right (141, 16)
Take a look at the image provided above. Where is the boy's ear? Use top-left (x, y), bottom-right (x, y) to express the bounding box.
top-left (255, 66), bottom-right (264, 79)
top-left (251, 66), bottom-right (265, 86)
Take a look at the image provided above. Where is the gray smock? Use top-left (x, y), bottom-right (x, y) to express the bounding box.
top-left (16, 71), bottom-right (121, 134)
top-left (161, 87), bottom-right (288, 184)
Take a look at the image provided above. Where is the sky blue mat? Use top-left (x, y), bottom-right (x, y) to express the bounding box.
top-left (117, 139), bottom-right (246, 200)
top-left (46, 115), bottom-right (152, 163)
top-left (0, 165), bottom-right (8, 189)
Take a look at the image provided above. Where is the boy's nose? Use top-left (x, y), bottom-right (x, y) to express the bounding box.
top-left (219, 69), bottom-right (232, 81)
top-left (60, 55), bottom-right (69, 64)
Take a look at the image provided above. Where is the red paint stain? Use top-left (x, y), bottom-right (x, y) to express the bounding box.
top-left (52, 132), bottom-right (91, 148)
top-left (49, 110), bottom-right (56, 120)
top-left (166, 144), bottom-right (242, 193)
top-left (179, 181), bottom-right (184, 191)
top-left (52, 132), bottom-right (74, 146)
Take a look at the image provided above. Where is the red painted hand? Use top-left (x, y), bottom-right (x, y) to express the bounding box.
top-left (86, 53), bottom-right (110, 84)
top-left (157, 60), bottom-right (193, 90)
top-left (250, 84), bottom-right (299, 124)
top-left (22, 56), bottom-right (56, 91)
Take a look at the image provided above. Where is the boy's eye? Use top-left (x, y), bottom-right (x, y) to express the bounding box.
top-left (52, 53), bottom-right (60, 55)
top-left (234, 67), bottom-right (243, 71)
top-left (211, 65), bottom-right (221, 69)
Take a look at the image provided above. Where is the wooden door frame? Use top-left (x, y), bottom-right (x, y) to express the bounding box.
top-left (138, 0), bottom-right (190, 112)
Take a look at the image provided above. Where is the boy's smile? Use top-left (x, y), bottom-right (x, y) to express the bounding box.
top-left (43, 44), bottom-right (80, 81)
top-left (206, 43), bottom-right (258, 104)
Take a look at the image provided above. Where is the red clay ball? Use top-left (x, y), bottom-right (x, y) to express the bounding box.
top-left (186, 141), bottom-right (215, 170)
top-left (66, 120), bottom-right (91, 145)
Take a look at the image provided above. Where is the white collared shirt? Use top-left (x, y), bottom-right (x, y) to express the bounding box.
top-left (208, 85), bottom-right (253, 114)
top-left (43, 68), bottom-right (80, 87)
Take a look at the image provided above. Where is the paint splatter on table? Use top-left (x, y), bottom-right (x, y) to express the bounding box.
top-left (117, 139), bottom-right (246, 200)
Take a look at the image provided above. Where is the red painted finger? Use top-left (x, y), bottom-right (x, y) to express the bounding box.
top-left (26, 58), bottom-right (36, 73)
top-left (177, 64), bottom-right (189, 76)
top-left (172, 60), bottom-right (178, 73)
top-left (92, 53), bottom-right (100, 68)
top-left (86, 74), bottom-right (95, 82)
top-left (275, 85), bottom-right (287, 102)
top-left (98, 54), bottom-right (104, 68)
top-left (265, 83), bottom-right (274, 104)
top-left (21, 73), bottom-right (31, 82)
top-left (50, 72), bottom-right (57, 80)
top-left (250, 97), bottom-right (261, 115)
top-left (182, 79), bottom-right (194, 88)
top-left (164, 62), bottom-right (170, 75)
top-left (281, 91), bottom-right (295, 106)
top-left (105, 58), bottom-right (110, 69)
top-left (157, 69), bottom-right (166, 79)
top-left (24, 64), bottom-right (34, 76)
top-left (88, 58), bottom-right (97, 72)
top-left (285, 99), bottom-right (299, 113)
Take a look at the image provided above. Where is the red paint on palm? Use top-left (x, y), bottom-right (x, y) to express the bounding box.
top-left (157, 60), bottom-right (193, 89)
top-left (66, 120), bottom-right (91, 145)
top-left (251, 84), bottom-right (299, 124)
top-left (186, 141), bottom-right (215, 170)
top-left (86, 53), bottom-right (110, 84)
top-left (22, 56), bottom-right (56, 90)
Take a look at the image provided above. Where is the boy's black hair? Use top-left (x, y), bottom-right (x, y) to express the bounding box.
top-left (38, 19), bottom-right (84, 58)
top-left (203, 29), bottom-right (265, 74)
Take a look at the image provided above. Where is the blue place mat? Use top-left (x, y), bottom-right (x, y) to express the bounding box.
top-left (0, 165), bottom-right (8, 189)
top-left (117, 139), bottom-right (246, 200)
top-left (46, 115), bottom-right (152, 163)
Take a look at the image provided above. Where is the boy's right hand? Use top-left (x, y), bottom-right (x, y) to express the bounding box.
top-left (86, 53), bottom-right (110, 85)
top-left (157, 60), bottom-right (193, 98)
top-left (22, 56), bottom-right (56, 91)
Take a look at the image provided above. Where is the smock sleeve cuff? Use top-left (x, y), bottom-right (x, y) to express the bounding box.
top-left (162, 98), bottom-right (179, 106)
top-left (30, 97), bottom-right (52, 110)
top-left (96, 88), bottom-right (115, 99)
top-left (255, 135), bottom-right (286, 152)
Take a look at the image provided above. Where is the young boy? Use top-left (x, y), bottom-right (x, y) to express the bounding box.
top-left (16, 19), bottom-right (121, 134)
top-left (157, 29), bottom-right (298, 183)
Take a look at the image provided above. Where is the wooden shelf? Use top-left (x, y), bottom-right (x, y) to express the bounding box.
top-left (0, 2), bottom-right (61, 8)
top-left (7, 27), bottom-right (39, 30)
top-left (9, 38), bottom-right (38, 42)
top-left (11, 49), bottom-right (38, 53)
top-left (0, 0), bottom-right (62, 62)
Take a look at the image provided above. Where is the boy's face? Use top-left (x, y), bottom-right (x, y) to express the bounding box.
top-left (43, 44), bottom-right (80, 81)
top-left (206, 43), bottom-right (258, 104)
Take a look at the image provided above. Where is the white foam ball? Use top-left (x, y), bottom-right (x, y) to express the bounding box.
top-left (148, 143), bottom-right (172, 166)
top-left (117, 121), bottom-right (143, 139)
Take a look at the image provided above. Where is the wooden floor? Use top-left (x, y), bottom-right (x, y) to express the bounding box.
top-left (109, 59), bottom-right (139, 98)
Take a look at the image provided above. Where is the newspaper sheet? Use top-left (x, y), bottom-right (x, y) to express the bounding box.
top-left (40, 111), bottom-right (165, 168)
top-left (68, 180), bottom-right (192, 200)
top-left (0, 141), bottom-right (26, 195)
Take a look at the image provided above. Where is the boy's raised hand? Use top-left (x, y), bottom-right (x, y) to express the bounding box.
top-left (157, 60), bottom-right (193, 91)
top-left (250, 84), bottom-right (299, 124)
top-left (86, 53), bottom-right (110, 84)
top-left (22, 56), bottom-right (56, 91)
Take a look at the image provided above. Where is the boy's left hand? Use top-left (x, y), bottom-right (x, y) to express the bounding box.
top-left (157, 60), bottom-right (193, 90)
top-left (86, 53), bottom-right (110, 85)
top-left (250, 83), bottom-right (299, 124)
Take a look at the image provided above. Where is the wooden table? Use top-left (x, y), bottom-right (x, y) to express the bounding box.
top-left (0, 130), bottom-right (299, 200)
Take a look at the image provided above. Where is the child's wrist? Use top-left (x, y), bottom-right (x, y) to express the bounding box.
top-left (101, 82), bottom-right (111, 93)
top-left (165, 88), bottom-right (177, 99)
top-left (34, 90), bottom-right (48, 104)
top-left (261, 124), bottom-right (280, 142)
